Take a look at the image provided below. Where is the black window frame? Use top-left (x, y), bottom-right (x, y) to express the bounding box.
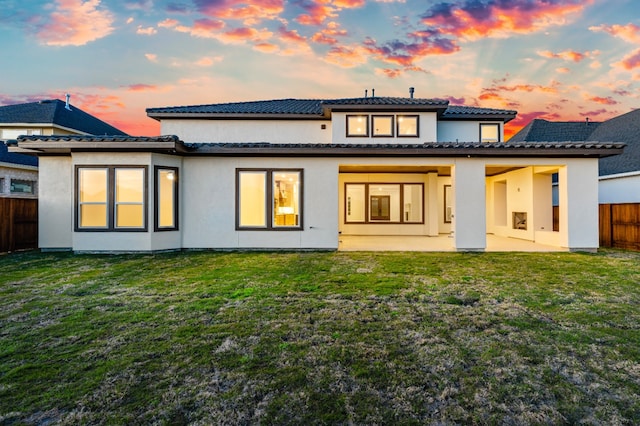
top-left (396, 114), bottom-right (420, 138)
top-left (74, 165), bottom-right (148, 232)
top-left (346, 115), bottom-right (369, 137)
top-left (344, 182), bottom-right (425, 224)
top-left (154, 166), bottom-right (179, 232)
top-left (479, 123), bottom-right (501, 142)
top-left (236, 168), bottom-right (304, 231)
top-left (371, 115), bottom-right (395, 137)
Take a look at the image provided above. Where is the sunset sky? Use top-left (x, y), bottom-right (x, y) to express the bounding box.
top-left (1, 0), bottom-right (638, 138)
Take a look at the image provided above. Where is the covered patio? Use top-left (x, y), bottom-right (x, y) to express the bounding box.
top-left (338, 234), bottom-right (569, 252)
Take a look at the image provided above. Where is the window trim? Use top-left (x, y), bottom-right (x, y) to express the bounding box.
top-left (154, 166), bottom-right (179, 232)
top-left (344, 182), bottom-right (425, 224)
top-left (346, 115), bottom-right (369, 137)
top-left (371, 115), bottom-right (395, 137)
top-left (479, 123), bottom-right (501, 142)
top-left (74, 165), bottom-right (148, 232)
top-left (396, 115), bottom-right (420, 138)
top-left (10, 179), bottom-right (35, 194)
top-left (236, 168), bottom-right (304, 231)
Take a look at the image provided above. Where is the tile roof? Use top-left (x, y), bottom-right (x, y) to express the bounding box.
top-left (1, 141), bottom-right (38, 167)
top-left (0, 99), bottom-right (128, 136)
top-left (17, 135), bottom-right (179, 143)
top-left (441, 105), bottom-right (517, 121)
top-left (508, 119), bottom-right (600, 142)
top-left (147, 97), bottom-right (515, 121)
top-left (146, 99), bottom-right (324, 115)
top-left (14, 135), bottom-right (623, 158)
top-left (182, 141), bottom-right (622, 158)
top-left (586, 109), bottom-right (640, 176)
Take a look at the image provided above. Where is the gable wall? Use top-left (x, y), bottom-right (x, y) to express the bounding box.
top-left (437, 121), bottom-right (503, 142)
top-left (161, 119), bottom-right (331, 144)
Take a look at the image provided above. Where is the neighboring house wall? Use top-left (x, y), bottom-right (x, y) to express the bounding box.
top-left (438, 121), bottom-right (503, 142)
top-left (161, 119), bottom-right (331, 144)
top-left (599, 172), bottom-right (640, 204)
top-left (0, 164), bottom-right (38, 198)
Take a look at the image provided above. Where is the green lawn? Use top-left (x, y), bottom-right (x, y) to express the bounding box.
top-left (1, 250), bottom-right (639, 425)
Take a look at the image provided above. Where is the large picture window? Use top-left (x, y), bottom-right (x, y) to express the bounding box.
top-left (237, 169), bottom-right (303, 230)
top-left (155, 167), bottom-right (179, 231)
top-left (76, 166), bottom-right (148, 231)
top-left (345, 183), bottom-right (424, 224)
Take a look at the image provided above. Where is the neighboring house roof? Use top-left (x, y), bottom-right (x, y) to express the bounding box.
top-left (587, 109), bottom-right (640, 176)
top-left (508, 119), bottom-right (601, 142)
top-left (0, 99), bottom-right (128, 136)
top-left (146, 98), bottom-right (517, 122)
top-left (1, 141), bottom-right (38, 167)
top-left (14, 135), bottom-right (624, 159)
top-left (510, 111), bottom-right (640, 176)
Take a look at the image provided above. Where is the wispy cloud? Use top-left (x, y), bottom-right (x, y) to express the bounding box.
top-left (194, 0), bottom-right (284, 24)
top-left (136, 25), bottom-right (157, 35)
top-left (537, 49), bottom-right (597, 62)
top-left (589, 23), bottom-right (640, 43)
top-left (36, 0), bottom-right (114, 46)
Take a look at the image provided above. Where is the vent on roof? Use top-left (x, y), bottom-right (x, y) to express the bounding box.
top-left (65, 93), bottom-right (72, 111)
top-left (409, 87), bottom-right (415, 99)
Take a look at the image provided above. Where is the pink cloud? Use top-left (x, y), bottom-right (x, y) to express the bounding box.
top-left (136, 26), bottom-right (157, 35)
top-left (311, 21), bottom-right (347, 45)
top-left (193, 0), bottom-right (284, 23)
top-left (295, 0), bottom-right (365, 26)
top-left (324, 44), bottom-right (369, 67)
top-left (579, 109), bottom-right (608, 117)
top-left (421, 0), bottom-right (591, 41)
top-left (36, 0), bottom-right (114, 46)
top-left (589, 23), bottom-right (640, 43)
top-left (615, 48), bottom-right (640, 71)
top-left (125, 84), bottom-right (158, 92)
top-left (253, 42), bottom-right (280, 53)
top-left (537, 49), bottom-right (595, 62)
top-left (585, 95), bottom-right (618, 105)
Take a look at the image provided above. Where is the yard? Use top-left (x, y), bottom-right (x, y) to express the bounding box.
top-left (1, 250), bottom-right (639, 425)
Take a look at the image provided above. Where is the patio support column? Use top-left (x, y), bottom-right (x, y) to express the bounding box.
top-left (426, 172), bottom-right (439, 236)
top-left (451, 160), bottom-right (486, 251)
top-left (558, 159), bottom-right (599, 252)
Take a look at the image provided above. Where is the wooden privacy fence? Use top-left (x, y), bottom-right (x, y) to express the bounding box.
top-left (600, 203), bottom-right (640, 251)
top-left (0, 198), bottom-right (38, 253)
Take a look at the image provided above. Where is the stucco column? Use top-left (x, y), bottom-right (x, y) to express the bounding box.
top-left (557, 159), bottom-right (599, 252)
top-left (451, 160), bottom-right (486, 251)
top-left (426, 172), bottom-right (439, 236)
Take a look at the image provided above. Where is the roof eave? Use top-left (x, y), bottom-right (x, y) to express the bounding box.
top-left (146, 112), bottom-right (328, 121)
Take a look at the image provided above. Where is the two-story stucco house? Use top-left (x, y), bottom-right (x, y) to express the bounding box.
top-left (11, 93), bottom-right (624, 252)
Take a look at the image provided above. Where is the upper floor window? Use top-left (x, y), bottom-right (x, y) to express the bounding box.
top-left (346, 115), bottom-right (369, 137)
top-left (397, 115), bottom-right (419, 137)
top-left (76, 166), bottom-right (147, 231)
top-left (480, 123), bottom-right (500, 142)
top-left (372, 115), bottom-right (394, 137)
top-left (237, 169), bottom-right (303, 230)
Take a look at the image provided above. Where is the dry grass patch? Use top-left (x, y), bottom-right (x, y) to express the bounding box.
top-left (1, 250), bottom-right (639, 424)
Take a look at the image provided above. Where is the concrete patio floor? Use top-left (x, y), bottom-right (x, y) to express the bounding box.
top-left (338, 234), bottom-right (569, 252)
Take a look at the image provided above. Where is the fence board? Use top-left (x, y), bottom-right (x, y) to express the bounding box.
top-left (600, 203), bottom-right (640, 251)
top-left (0, 198), bottom-right (38, 253)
